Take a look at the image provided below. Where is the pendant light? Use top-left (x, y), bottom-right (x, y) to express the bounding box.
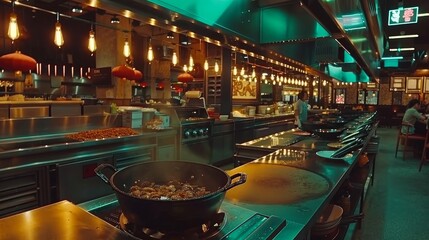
top-left (204, 59), bottom-right (209, 71)
top-left (214, 61), bottom-right (219, 73)
top-left (172, 52), bottom-right (178, 66)
top-left (8, 1), bottom-right (19, 42)
top-left (147, 38), bottom-right (154, 62)
top-left (233, 66), bottom-right (237, 76)
top-left (54, 12), bottom-right (64, 48)
top-left (123, 38), bottom-right (131, 58)
top-left (188, 55), bottom-right (194, 72)
top-left (88, 24), bottom-right (97, 54)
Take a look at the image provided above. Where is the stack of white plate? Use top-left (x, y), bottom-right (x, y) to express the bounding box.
top-left (311, 204), bottom-right (343, 239)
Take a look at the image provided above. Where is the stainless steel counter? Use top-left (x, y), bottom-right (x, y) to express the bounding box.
top-left (227, 112), bottom-right (378, 239)
top-left (0, 200), bottom-right (136, 240)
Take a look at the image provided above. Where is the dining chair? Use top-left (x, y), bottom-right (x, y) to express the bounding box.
top-left (419, 128), bottom-right (429, 171)
top-left (395, 122), bottom-right (426, 160)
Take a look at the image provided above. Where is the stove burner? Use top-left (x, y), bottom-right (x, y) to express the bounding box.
top-left (119, 212), bottom-right (226, 240)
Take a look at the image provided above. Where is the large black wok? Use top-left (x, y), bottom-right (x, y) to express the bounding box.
top-left (95, 161), bottom-right (246, 232)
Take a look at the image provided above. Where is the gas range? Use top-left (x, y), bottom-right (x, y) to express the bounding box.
top-left (82, 195), bottom-right (287, 240)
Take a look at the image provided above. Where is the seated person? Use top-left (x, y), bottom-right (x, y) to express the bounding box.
top-left (402, 99), bottom-right (428, 135)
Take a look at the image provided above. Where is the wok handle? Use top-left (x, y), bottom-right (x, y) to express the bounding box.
top-left (225, 173), bottom-right (247, 191)
top-left (94, 163), bottom-right (117, 184)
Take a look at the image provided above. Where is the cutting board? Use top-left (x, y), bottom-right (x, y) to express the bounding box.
top-left (226, 163), bottom-right (330, 204)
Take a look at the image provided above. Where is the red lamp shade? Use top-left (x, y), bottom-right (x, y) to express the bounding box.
top-left (177, 72), bottom-right (194, 82)
top-left (0, 52), bottom-right (37, 71)
top-left (112, 65), bottom-right (135, 79)
top-left (156, 82), bottom-right (165, 90)
top-left (140, 81), bottom-right (148, 88)
top-left (133, 69), bottom-right (143, 80)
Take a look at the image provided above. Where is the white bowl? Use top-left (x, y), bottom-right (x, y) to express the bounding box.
top-left (316, 204), bottom-right (343, 224)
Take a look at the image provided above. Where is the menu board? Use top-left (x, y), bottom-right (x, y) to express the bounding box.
top-left (88, 67), bottom-right (112, 86)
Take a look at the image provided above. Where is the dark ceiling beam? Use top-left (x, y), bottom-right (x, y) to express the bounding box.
top-left (300, 0), bottom-right (378, 81)
top-left (359, 0), bottom-right (382, 60)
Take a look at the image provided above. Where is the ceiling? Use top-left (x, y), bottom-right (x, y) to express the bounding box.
top-left (379, 0), bottom-right (429, 75)
top-left (7, 0), bottom-right (429, 79)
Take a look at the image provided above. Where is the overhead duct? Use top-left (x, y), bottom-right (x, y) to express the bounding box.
top-left (341, 63), bottom-right (361, 74)
top-left (314, 38), bottom-right (343, 64)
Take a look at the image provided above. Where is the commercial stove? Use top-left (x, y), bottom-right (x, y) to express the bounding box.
top-left (80, 195), bottom-right (287, 240)
top-left (158, 106), bottom-right (214, 163)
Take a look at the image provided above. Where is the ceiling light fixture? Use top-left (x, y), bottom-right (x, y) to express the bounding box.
top-left (72, 6), bottom-right (83, 13)
top-left (381, 56), bottom-right (403, 60)
top-left (388, 34), bottom-right (419, 39)
top-left (389, 48), bottom-right (415, 52)
top-left (172, 52), bottom-right (178, 66)
top-left (123, 38), bottom-right (130, 58)
top-left (147, 38), bottom-right (154, 62)
top-left (54, 12), bottom-right (64, 48)
top-left (180, 35), bottom-right (191, 45)
top-left (167, 31), bottom-right (174, 39)
top-left (8, 0), bottom-right (19, 42)
top-left (88, 24), bottom-right (97, 55)
top-left (111, 15), bottom-right (120, 24)
top-left (204, 59), bottom-right (209, 71)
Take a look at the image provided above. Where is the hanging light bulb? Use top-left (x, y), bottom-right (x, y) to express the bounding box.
top-left (8, 13), bottom-right (19, 41)
top-left (88, 25), bottom-right (97, 54)
top-left (147, 45), bottom-right (154, 62)
top-left (147, 38), bottom-right (154, 62)
top-left (214, 61), bottom-right (219, 73)
top-left (188, 55), bottom-right (194, 72)
top-left (8, 1), bottom-right (19, 42)
top-left (251, 68), bottom-right (256, 78)
top-left (264, 79), bottom-right (268, 84)
top-left (172, 52), bottom-right (178, 66)
top-left (183, 64), bottom-right (188, 72)
top-left (240, 67), bottom-right (245, 76)
top-left (204, 59), bottom-right (209, 71)
top-left (233, 66), bottom-right (238, 76)
top-left (323, 80), bottom-right (327, 86)
top-left (54, 13), bottom-right (64, 48)
top-left (123, 38), bottom-right (130, 58)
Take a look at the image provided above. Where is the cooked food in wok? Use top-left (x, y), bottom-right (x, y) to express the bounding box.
top-left (129, 180), bottom-right (211, 200)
